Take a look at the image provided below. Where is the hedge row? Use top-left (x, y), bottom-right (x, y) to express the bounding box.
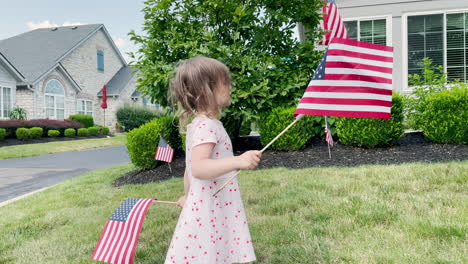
top-left (116, 104), bottom-right (164, 132)
top-left (1, 126), bottom-right (110, 141)
top-left (0, 119), bottom-right (83, 138)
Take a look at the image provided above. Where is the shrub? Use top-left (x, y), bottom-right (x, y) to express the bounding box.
top-left (48, 130), bottom-right (60, 137)
top-left (68, 114), bottom-right (94, 128)
top-left (259, 106), bottom-right (322, 151)
top-left (88, 127), bottom-right (99, 136)
top-left (116, 104), bottom-right (164, 131)
top-left (9, 107), bottom-right (27, 120)
top-left (336, 93), bottom-right (404, 148)
top-left (127, 116), bottom-right (181, 169)
top-left (0, 119), bottom-right (83, 138)
top-left (29, 127), bottom-right (43, 139)
top-left (419, 85), bottom-right (467, 144)
top-left (77, 128), bottom-right (89, 137)
top-left (64, 128), bottom-right (76, 137)
top-left (97, 126), bottom-right (110, 135)
top-left (0, 128), bottom-right (5, 140)
top-left (16, 128), bottom-right (30, 140)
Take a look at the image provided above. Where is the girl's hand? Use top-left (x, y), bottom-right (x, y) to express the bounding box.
top-left (237, 150), bottom-right (262, 170)
top-left (176, 195), bottom-right (186, 208)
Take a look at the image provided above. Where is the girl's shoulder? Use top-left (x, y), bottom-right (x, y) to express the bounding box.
top-left (188, 115), bottom-right (222, 128)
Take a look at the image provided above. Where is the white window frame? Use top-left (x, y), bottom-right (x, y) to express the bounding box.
top-left (77, 99), bottom-right (94, 117)
top-left (0, 85), bottom-right (13, 119)
top-left (402, 8), bottom-right (468, 91)
top-left (343, 15), bottom-right (393, 46)
top-left (44, 79), bottom-right (65, 120)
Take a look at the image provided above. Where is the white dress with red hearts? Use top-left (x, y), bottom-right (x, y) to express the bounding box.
top-left (164, 115), bottom-right (256, 264)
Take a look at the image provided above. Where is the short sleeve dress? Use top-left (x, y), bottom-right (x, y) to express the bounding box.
top-left (164, 115), bottom-right (256, 264)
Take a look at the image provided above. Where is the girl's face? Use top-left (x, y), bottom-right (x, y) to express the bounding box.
top-left (214, 81), bottom-right (231, 108)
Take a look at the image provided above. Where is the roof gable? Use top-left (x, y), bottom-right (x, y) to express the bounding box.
top-left (0, 24), bottom-right (127, 84)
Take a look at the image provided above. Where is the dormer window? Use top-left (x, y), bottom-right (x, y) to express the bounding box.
top-left (97, 50), bottom-right (104, 72)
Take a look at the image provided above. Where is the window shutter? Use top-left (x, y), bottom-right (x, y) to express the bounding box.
top-left (446, 13), bottom-right (467, 81)
top-left (97, 50), bottom-right (104, 71)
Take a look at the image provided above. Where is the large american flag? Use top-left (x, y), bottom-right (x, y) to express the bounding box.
top-left (91, 198), bottom-right (155, 264)
top-left (154, 136), bottom-right (174, 162)
top-left (294, 38), bottom-right (394, 119)
top-left (319, 0), bottom-right (348, 46)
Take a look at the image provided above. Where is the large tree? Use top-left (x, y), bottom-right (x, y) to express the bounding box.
top-left (129, 0), bottom-right (323, 137)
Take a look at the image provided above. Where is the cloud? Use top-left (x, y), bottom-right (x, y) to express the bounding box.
top-left (26, 20), bottom-right (83, 30)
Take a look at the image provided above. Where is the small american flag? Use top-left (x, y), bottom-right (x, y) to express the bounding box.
top-left (319, 0), bottom-right (348, 46)
top-left (154, 136), bottom-right (174, 162)
top-left (324, 118), bottom-right (334, 146)
top-left (91, 198), bottom-right (155, 264)
top-left (294, 38), bottom-right (394, 119)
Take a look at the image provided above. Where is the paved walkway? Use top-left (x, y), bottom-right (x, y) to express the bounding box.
top-left (0, 146), bottom-right (129, 203)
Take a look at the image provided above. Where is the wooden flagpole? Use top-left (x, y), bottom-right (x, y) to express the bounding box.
top-left (154, 200), bottom-right (177, 204)
top-left (325, 116), bottom-right (332, 160)
top-left (213, 114), bottom-right (305, 196)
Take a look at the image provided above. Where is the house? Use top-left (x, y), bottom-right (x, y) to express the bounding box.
top-left (335, 0), bottom-right (468, 92)
top-left (0, 24), bottom-right (159, 130)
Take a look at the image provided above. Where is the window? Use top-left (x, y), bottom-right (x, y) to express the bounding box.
top-left (0, 86), bottom-right (12, 119)
top-left (407, 14), bottom-right (444, 78)
top-left (446, 13), bottom-right (468, 81)
top-left (407, 11), bottom-right (468, 82)
top-left (344, 18), bottom-right (388, 45)
top-left (45, 79), bottom-right (65, 120)
top-left (77, 99), bottom-right (93, 116)
top-left (97, 50), bottom-right (104, 72)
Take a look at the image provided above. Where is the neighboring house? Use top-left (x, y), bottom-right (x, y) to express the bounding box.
top-left (0, 24), bottom-right (160, 130)
top-left (336, 0), bottom-right (468, 92)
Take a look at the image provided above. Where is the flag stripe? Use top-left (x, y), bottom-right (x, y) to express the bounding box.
top-left (97, 221), bottom-right (119, 261)
top-left (307, 79), bottom-right (392, 90)
top-left (326, 55), bottom-right (393, 69)
top-left (103, 222), bottom-right (123, 262)
top-left (328, 45), bottom-right (393, 59)
top-left (91, 220), bottom-right (112, 259)
top-left (326, 61), bottom-right (393, 74)
top-left (325, 67), bottom-right (393, 79)
top-left (299, 97), bottom-right (392, 107)
top-left (303, 91), bottom-right (392, 101)
top-left (122, 199), bottom-right (153, 264)
top-left (325, 73), bottom-right (392, 84)
top-left (331, 38), bottom-right (394, 52)
top-left (297, 103), bottom-right (391, 113)
top-left (295, 108), bottom-right (391, 119)
top-left (306, 85), bottom-right (393, 95)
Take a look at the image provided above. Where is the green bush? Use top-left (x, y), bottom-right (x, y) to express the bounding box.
top-left (68, 114), bottom-right (94, 128)
top-left (9, 107), bottom-right (27, 120)
top-left (16, 128), bottom-right (30, 140)
top-left (97, 126), bottom-right (110, 135)
top-left (336, 93), bottom-right (404, 148)
top-left (64, 128), bottom-right (76, 137)
top-left (48, 130), bottom-right (60, 137)
top-left (29, 127), bottom-right (43, 139)
top-left (259, 107), bottom-right (322, 151)
top-left (88, 127), bottom-right (99, 136)
top-left (0, 128), bottom-right (6, 140)
top-left (419, 86), bottom-right (467, 144)
top-left (127, 116), bottom-right (181, 169)
top-left (77, 128), bottom-right (89, 137)
top-left (116, 104), bottom-right (164, 131)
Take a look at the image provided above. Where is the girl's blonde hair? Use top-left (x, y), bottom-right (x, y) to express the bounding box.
top-left (170, 56), bottom-right (231, 132)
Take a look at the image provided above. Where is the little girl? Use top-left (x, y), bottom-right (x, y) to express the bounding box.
top-left (164, 56), bottom-right (262, 264)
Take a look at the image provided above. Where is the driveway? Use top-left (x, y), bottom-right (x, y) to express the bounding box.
top-left (0, 146), bottom-right (129, 203)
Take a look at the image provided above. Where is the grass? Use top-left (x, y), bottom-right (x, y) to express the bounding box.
top-left (0, 135), bottom-right (127, 159)
top-left (0, 161), bottom-right (466, 263)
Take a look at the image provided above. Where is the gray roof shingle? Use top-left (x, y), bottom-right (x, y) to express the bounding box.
top-left (0, 24), bottom-right (103, 83)
top-left (98, 66), bottom-right (137, 96)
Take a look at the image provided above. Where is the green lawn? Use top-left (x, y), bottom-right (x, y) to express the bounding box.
top-left (0, 135), bottom-right (127, 159)
top-left (0, 161), bottom-right (466, 263)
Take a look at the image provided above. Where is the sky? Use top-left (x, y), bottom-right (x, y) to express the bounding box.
top-left (0, 0), bottom-right (300, 63)
top-left (0, 0), bottom-right (146, 63)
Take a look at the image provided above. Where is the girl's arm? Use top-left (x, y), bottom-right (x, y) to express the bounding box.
top-left (191, 143), bottom-right (261, 180)
top-left (183, 168), bottom-right (190, 196)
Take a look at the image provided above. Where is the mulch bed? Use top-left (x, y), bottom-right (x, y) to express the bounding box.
top-left (113, 132), bottom-right (468, 187)
top-left (0, 135), bottom-right (110, 147)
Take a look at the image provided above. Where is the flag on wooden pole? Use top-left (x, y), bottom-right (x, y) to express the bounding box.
top-left (154, 136), bottom-right (174, 163)
top-left (91, 198), bottom-right (154, 264)
top-left (324, 117), bottom-right (334, 147)
top-left (319, 0), bottom-right (348, 46)
top-left (294, 38), bottom-right (394, 119)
